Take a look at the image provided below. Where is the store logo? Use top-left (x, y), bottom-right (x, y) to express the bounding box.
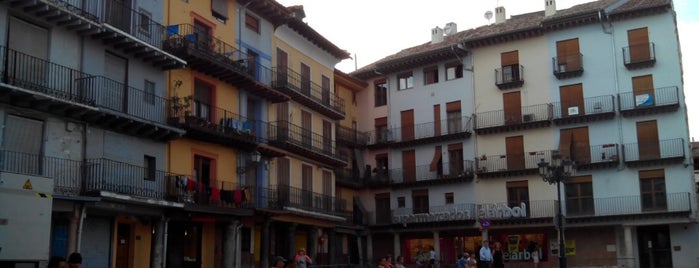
top-left (478, 202), bottom-right (527, 219)
top-left (392, 208), bottom-right (474, 224)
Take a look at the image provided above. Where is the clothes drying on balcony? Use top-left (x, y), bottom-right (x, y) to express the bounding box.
top-left (220, 118), bottom-right (252, 133)
top-left (210, 186), bottom-right (220, 202)
top-left (221, 189), bottom-right (234, 204)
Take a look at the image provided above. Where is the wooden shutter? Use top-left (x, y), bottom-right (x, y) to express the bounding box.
top-left (211, 0), bottom-right (228, 19)
top-left (402, 150), bottom-right (416, 182)
top-left (506, 136), bottom-right (525, 170)
top-left (429, 146), bottom-right (442, 171)
top-left (301, 63), bottom-right (311, 92)
top-left (277, 158), bottom-right (290, 186)
top-left (301, 110), bottom-right (312, 145)
top-left (560, 84), bottom-right (585, 116)
top-left (632, 75), bottom-right (655, 107)
top-left (503, 91), bottom-right (522, 125)
top-left (501, 51), bottom-right (519, 66)
top-left (572, 127), bottom-right (591, 164)
top-left (628, 27), bottom-right (650, 62)
top-left (557, 38), bottom-right (580, 70)
top-left (636, 120), bottom-right (660, 160)
top-left (446, 101), bottom-right (461, 112)
top-left (401, 109), bottom-right (415, 141)
top-left (434, 104), bottom-right (441, 136)
top-left (639, 169), bottom-right (664, 179)
top-left (374, 117), bottom-right (387, 127)
top-left (559, 129), bottom-right (573, 160)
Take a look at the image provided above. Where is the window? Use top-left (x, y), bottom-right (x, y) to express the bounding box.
top-left (374, 80), bottom-right (387, 106)
top-left (375, 193), bottom-right (391, 224)
top-left (193, 80), bottom-right (213, 121)
top-left (301, 63), bottom-right (311, 93)
top-left (446, 101), bottom-right (462, 134)
top-left (211, 0), bottom-right (228, 22)
top-left (445, 61), bottom-right (463, 80)
top-left (424, 66), bottom-right (438, 85)
top-left (500, 50), bottom-right (520, 83)
top-left (375, 117), bottom-right (389, 143)
top-left (640, 169), bottom-right (666, 211)
top-left (556, 38), bottom-right (581, 72)
top-left (559, 127), bottom-right (590, 164)
top-left (138, 9), bottom-right (151, 36)
top-left (627, 27), bottom-right (651, 63)
top-left (445, 192), bottom-right (454, 204)
top-left (322, 75), bottom-right (331, 105)
top-left (302, 164), bottom-right (313, 206)
top-left (506, 181), bottom-right (529, 210)
top-left (448, 143), bottom-right (464, 175)
top-left (193, 20), bottom-right (212, 49)
top-left (4, 115), bottom-right (43, 172)
top-left (412, 189), bottom-right (429, 214)
top-left (397, 197), bottom-right (406, 208)
top-left (245, 13), bottom-right (260, 33)
top-left (565, 176), bottom-right (593, 216)
top-left (397, 72), bottom-right (413, 90)
top-left (144, 155), bottom-right (156, 181)
top-left (375, 153), bottom-right (388, 180)
top-left (144, 80), bottom-right (155, 104)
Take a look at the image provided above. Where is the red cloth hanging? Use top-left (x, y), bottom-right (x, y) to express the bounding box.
top-left (234, 189), bottom-right (243, 205)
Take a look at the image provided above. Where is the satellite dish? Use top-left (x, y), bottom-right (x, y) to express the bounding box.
top-left (485, 11), bottom-right (493, 23)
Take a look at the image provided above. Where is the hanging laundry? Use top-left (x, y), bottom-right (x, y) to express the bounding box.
top-left (234, 189), bottom-right (243, 206)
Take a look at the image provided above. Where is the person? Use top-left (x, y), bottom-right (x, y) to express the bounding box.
top-left (466, 252), bottom-right (478, 268)
top-left (479, 240), bottom-right (492, 268)
top-left (396, 255), bottom-right (407, 268)
top-left (67, 252), bottom-right (82, 268)
top-left (378, 257), bottom-right (388, 268)
top-left (527, 241), bottom-right (540, 268)
top-left (428, 246), bottom-right (436, 268)
top-left (456, 253), bottom-right (467, 268)
top-left (48, 256), bottom-right (67, 268)
top-left (415, 249), bottom-right (427, 268)
top-left (386, 254), bottom-right (396, 268)
top-left (294, 248), bottom-right (312, 268)
top-left (492, 242), bottom-right (504, 268)
top-left (273, 256), bottom-right (287, 268)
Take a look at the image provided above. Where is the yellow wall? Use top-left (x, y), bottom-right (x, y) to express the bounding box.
top-left (295, 231), bottom-right (308, 253)
top-left (266, 157), bottom-right (334, 195)
top-left (168, 139), bottom-right (240, 184)
top-left (112, 215), bottom-right (151, 268)
top-left (165, 0), bottom-right (238, 45)
top-left (168, 69), bottom-right (239, 113)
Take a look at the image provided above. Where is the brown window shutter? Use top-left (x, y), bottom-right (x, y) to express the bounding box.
top-left (571, 127), bottom-right (590, 163)
top-left (446, 101), bottom-right (461, 112)
top-left (429, 146), bottom-right (442, 171)
top-left (211, 0), bottom-right (228, 19)
top-left (557, 38), bottom-right (580, 69)
top-left (568, 175), bottom-right (592, 184)
top-left (636, 120), bottom-right (660, 160)
top-left (402, 150), bottom-right (416, 182)
top-left (559, 129), bottom-right (573, 160)
top-left (401, 110), bottom-right (415, 141)
top-left (375, 117), bottom-right (387, 127)
top-left (375, 192), bottom-right (390, 199)
top-left (412, 189), bottom-right (428, 196)
top-left (560, 84), bottom-right (584, 116)
top-left (639, 169), bottom-right (664, 179)
top-left (501, 50), bottom-right (519, 66)
top-left (434, 104), bottom-right (441, 136)
top-left (448, 143), bottom-right (463, 151)
top-left (628, 27), bottom-right (650, 62)
top-left (506, 180), bottom-right (528, 188)
top-left (632, 75), bottom-right (655, 98)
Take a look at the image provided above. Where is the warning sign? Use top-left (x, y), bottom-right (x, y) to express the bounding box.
top-left (23, 179), bottom-right (33, 190)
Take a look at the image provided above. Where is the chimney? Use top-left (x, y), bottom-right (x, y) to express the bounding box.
top-left (444, 22), bottom-right (457, 36)
top-left (431, 26), bottom-right (444, 44)
top-left (495, 7), bottom-right (506, 24)
top-left (545, 0), bottom-right (557, 17)
top-left (288, 5), bottom-right (306, 20)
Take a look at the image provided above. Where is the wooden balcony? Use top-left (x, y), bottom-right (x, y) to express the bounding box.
top-left (163, 24), bottom-right (288, 103)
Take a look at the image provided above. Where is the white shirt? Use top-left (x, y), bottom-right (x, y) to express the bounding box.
top-left (479, 246), bottom-right (493, 262)
top-left (429, 250), bottom-right (436, 260)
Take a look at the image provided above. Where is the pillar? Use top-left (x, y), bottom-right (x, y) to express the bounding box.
top-left (328, 229), bottom-right (337, 265)
top-left (67, 209), bottom-right (80, 254)
top-left (260, 220), bottom-right (271, 268)
top-left (150, 217), bottom-right (165, 268)
top-left (624, 226), bottom-right (635, 268)
top-left (307, 226), bottom-right (318, 261)
top-left (223, 220), bottom-right (239, 268)
top-left (433, 231), bottom-right (440, 263)
top-left (357, 235), bottom-right (364, 265)
top-left (393, 232), bottom-right (401, 259)
top-left (288, 223), bottom-right (298, 258)
top-left (367, 233), bottom-right (373, 263)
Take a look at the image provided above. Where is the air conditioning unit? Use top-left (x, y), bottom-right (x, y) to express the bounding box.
top-left (558, 64), bottom-right (567, 72)
top-left (568, 106), bottom-right (579, 116)
top-left (522, 114), bottom-right (535, 122)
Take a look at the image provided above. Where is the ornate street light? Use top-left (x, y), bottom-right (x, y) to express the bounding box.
top-left (538, 150), bottom-right (576, 268)
top-left (251, 150), bottom-right (261, 163)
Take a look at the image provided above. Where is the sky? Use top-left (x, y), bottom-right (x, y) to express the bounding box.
top-left (276, 0), bottom-right (698, 140)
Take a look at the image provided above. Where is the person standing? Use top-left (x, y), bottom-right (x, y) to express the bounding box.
top-left (456, 254), bottom-right (468, 268)
top-left (428, 246), bottom-right (436, 268)
top-left (466, 252), bottom-right (478, 268)
top-left (479, 240), bottom-right (493, 268)
top-left (396, 256), bottom-right (407, 268)
top-left (67, 253), bottom-right (82, 268)
top-left (48, 256), bottom-right (67, 268)
top-left (295, 248), bottom-right (312, 268)
top-left (492, 242), bottom-right (504, 268)
top-left (273, 256), bottom-right (288, 268)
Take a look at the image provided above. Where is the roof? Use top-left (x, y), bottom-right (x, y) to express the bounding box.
top-left (352, 0), bottom-right (672, 79)
top-left (285, 18), bottom-right (351, 60)
top-left (335, 69), bottom-right (368, 91)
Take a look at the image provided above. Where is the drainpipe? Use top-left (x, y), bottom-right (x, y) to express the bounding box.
top-left (162, 218), bottom-right (170, 268)
top-left (75, 204), bottom-right (87, 252)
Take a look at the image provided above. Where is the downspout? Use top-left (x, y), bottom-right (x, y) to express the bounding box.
top-left (599, 10), bottom-right (624, 171)
top-left (235, 222), bottom-right (243, 268)
top-left (162, 218), bottom-right (170, 268)
top-left (76, 204), bottom-right (87, 252)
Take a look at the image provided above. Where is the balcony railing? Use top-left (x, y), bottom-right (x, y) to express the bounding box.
top-left (388, 160), bottom-right (475, 184)
top-left (623, 138), bottom-right (685, 163)
top-left (336, 124), bottom-right (368, 147)
top-left (618, 86), bottom-right (679, 115)
top-left (85, 158), bottom-right (174, 200)
top-left (566, 192), bottom-right (691, 217)
top-left (256, 185), bottom-right (347, 216)
top-left (266, 120), bottom-right (344, 165)
top-left (553, 53), bottom-right (584, 79)
top-left (474, 103), bottom-right (552, 132)
top-left (572, 143), bottom-right (620, 169)
top-left (495, 65), bottom-right (524, 89)
top-left (78, 75), bottom-right (169, 123)
top-left (0, 150), bottom-right (82, 196)
top-left (272, 66), bottom-right (345, 119)
top-left (164, 24), bottom-right (247, 72)
top-left (622, 43), bottom-right (656, 69)
top-left (392, 203), bottom-right (477, 224)
top-left (366, 116), bottom-right (472, 146)
top-left (477, 200), bottom-right (557, 219)
top-left (167, 96), bottom-right (256, 146)
top-left (165, 175), bottom-right (251, 208)
top-left (334, 168), bottom-right (364, 187)
top-left (477, 150), bottom-right (552, 175)
top-left (552, 95), bottom-right (615, 122)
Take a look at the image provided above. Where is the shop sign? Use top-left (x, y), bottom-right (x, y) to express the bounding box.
top-left (392, 208), bottom-right (473, 224)
top-left (478, 202), bottom-right (528, 219)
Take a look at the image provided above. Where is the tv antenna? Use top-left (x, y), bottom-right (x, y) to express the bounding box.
top-left (484, 11), bottom-right (493, 24)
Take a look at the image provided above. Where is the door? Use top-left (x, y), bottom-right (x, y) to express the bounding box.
top-left (560, 84), bottom-right (585, 116)
top-left (374, 193), bottom-right (391, 224)
top-left (193, 20), bottom-right (212, 50)
top-left (503, 91), bottom-right (522, 125)
top-left (322, 75), bottom-right (331, 105)
top-left (276, 102), bottom-right (289, 140)
top-left (556, 38), bottom-right (580, 71)
top-left (276, 48), bottom-right (288, 85)
top-left (247, 50), bottom-right (258, 78)
top-left (636, 120), bottom-right (660, 160)
top-left (104, 53), bottom-right (128, 111)
top-left (81, 217), bottom-right (112, 268)
top-left (322, 170), bottom-right (332, 210)
top-left (401, 109), bottom-right (415, 141)
top-left (402, 150), bottom-right (416, 182)
top-left (628, 27), bottom-right (650, 62)
top-left (194, 155), bottom-right (212, 204)
top-left (633, 75), bottom-right (655, 107)
top-left (637, 225), bottom-right (673, 268)
top-left (302, 164), bottom-right (313, 207)
top-left (323, 120), bottom-right (332, 154)
top-left (433, 104), bottom-right (441, 136)
top-left (115, 223), bottom-right (131, 268)
top-left (193, 80), bottom-right (213, 121)
top-left (571, 127), bottom-right (591, 164)
top-left (7, 17), bottom-right (48, 88)
top-left (506, 136), bottom-right (525, 170)
top-left (301, 110), bottom-right (312, 146)
top-left (106, 0), bottom-right (132, 32)
top-left (301, 63), bottom-right (311, 94)
top-left (277, 158), bottom-right (290, 206)
top-left (500, 50), bottom-right (520, 82)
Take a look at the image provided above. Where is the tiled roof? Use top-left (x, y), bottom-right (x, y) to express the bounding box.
top-left (352, 0), bottom-right (671, 78)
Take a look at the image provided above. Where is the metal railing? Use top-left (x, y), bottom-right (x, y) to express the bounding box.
top-left (476, 150), bottom-right (552, 173)
top-left (567, 192), bottom-right (691, 217)
top-left (44, 0), bottom-right (101, 22)
top-left (388, 160), bottom-right (474, 183)
top-left (623, 138), bottom-right (684, 162)
top-left (618, 86), bottom-right (679, 112)
top-left (494, 65), bottom-right (524, 87)
top-left (0, 150), bottom-right (83, 196)
top-left (256, 185), bottom-right (347, 216)
top-left (572, 143), bottom-right (620, 166)
top-left (475, 103), bottom-right (552, 129)
top-left (272, 66), bottom-right (345, 115)
top-left (85, 158), bottom-right (172, 200)
top-left (165, 175), bottom-right (252, 208)
top-left (267, 120), bottom-right (340, 160)
top-left (167, 95), bottom-right (253, 137)
top-left (622, 42), bottom-right (656, 65)
top-left (77, 75), bottom-right (169, 123)
top-left (335, 124), bottom-right (368, 146)
top-left (392, 203), bottom-right (477, 224)
top-left (477, 200), bottom-right (557, 218)
top-left (551, 95), bottom-right (615, 119)
top-left (552, 53), bottom-right (584, 75)
top-left (365, 116), bottom-right (472, 145)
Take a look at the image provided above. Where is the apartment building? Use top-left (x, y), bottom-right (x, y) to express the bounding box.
top-left (352, 0), bottom-right (697, 267)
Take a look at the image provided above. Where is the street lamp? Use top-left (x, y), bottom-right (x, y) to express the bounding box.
top-left (538, 150), bottom-right (576, 268)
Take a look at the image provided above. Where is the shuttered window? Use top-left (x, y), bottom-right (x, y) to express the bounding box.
top-left (434, 104), bottom-right (441, 136)
top-left (400, 110), bottom-right (414, 141)
top-left (402, 150), bottom-right (416, 182)
top-left (560, 84), bottom-right (585, 116)
top-left (446, 101), bottom-right (461, 134)
top-left (211, 0), bottom-right (228, 20)
top-left (424, 66), bottom-right (438, 85)
top-left (639, 169), bottom-right (666, 210)
top-left (506, 180), bottom-right (529, 210)
top-left (628, 27), bottom-right (650, 62)
top-left (429, 146), bottom-right (442, 172)
top-left (632, 75), bottom-right (655, 107)
top-left (556, 38), bottom-right (581, 71)
top-left (636, 120), bottom-right (660, 160)
top-left (412, 189), bottom-right (429, 214)
top-left (565, 176), bottom-right (593, 215)
top-left (245, 13), bottom-right (259, 33)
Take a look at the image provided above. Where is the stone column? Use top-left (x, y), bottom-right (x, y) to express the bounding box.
top-left (327, 229), bottom-right (337, 265)
top-left (367, 233), bottom-right (373, 263)
top-left (393, 232), bottom-right (401, 259)
top-left (433, 231), bottom-right (440, 264)
top-left (223, 220), bottom-right (239, 268)
top-left (67, 209), bottom-right (80, 254)
top-left (624, 226), bottom-right (635, 268)
top-left (150, 217), bottom-right (165, 268)
top-left (288, 223), bottom-right (298, 258)
top-left (308, 226), bottom-right (318, 261)
top-left (356, 235), bottom-right (364, 265)
top-left (260, 220), bottom-right (271, 268)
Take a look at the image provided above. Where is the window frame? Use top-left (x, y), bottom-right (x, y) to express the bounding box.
top-left (445, 61), bottom-right (463, 81)
top-left (374, 79), bottom-right (387, 107)
top-left (144, 155), bottom-right (156, 181)
top-left (245, 12), bottom-right (260, 33)
top-left (397, 72), bottom-right (414, 90)
top-left (445, 192), bottom-right (454, 205)
top-left (137, 8), bottom-right (152, 36)
top-left (423, 66), bottom-right (438, 85)
top-left (397, 196), bottom-right (406, 208)
top-left (565, 176), bottom-right (594, 216)
top-left (144, 79), bottom-right (155, 105)
top-left (640, 169), bottom-right (666, 211)
top-left (412, 189), bottom-right (429, 214)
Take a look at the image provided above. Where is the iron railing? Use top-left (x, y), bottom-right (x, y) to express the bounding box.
top-left (623, 138), bottom-right (684, 162)
top-left (388, 160), bottom-right (474, 183)
top-left (167, 95), bottom-right (253, 136)
top-left (494, 64), bottom-right (524, 88)
top-left (77, 75), bottom-right (169, 123)
top-left (552, 53), bottom-right (584, 77)
top-left (392, 203), bottom-right (477, 224)
top-left (570, 143), bottom-right (620, 166)
top-left (551, 95), bottom-right (615, 119)
top-left (477, 150), bottom-right (552, 173)
top-left (165, 175), bottom-right (251, 208)
top-left (255, 185), bottom-right (347, 216)
top-left (477, 200), bottom-right (557, 219)
top-left (618, 86), bottom-right (679, 112)
top-left (475, 103), bottom-right (552, 129)
top-left (0, 150), bottom-right (82, 196)
top-left (567, 192), bottom-right (691, 217)
top-left (622, 42), bottom-right (656, 66)
top-left (85, 158), bottom-right (173, 200)
top-left (43, 0), bottom-right (101, 22)
top-left (272, 66), bottom-right (345, 115)
top-left (335, 124), bottom-right (368, 146)
top-left (365, 116), bottom-right (472, 145)
top-left (267, 120), bottom-right (340, 160)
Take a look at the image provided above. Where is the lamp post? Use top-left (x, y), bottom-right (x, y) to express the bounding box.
top-left (538, 150), bottom-right (576, 268)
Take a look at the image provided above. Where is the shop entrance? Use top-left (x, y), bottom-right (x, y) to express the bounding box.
top-left (637, 225), bottom-right (672, 268)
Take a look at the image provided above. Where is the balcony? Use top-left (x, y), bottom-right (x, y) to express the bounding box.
top-left (495, 65), bottom-right (524, 90)
top-left (0, 46), bottom-right (184, 141)
top-left (476, 150), bottom-right (552, 178)
top-left (623, 138), bottom-right (685, 167)
top-left (334, 168), bottom-right (364, 189)
top-left (84, 158), bottom-right (182, 202)
top-left (272, 66), bottom-right (345, 119)
top-left (618, 86), bottom-right (679, 116)
top-left (387, 160), bottom-right (475, 188)
top-left (256, 185), bottom-right (347, 218)
top-left (573, 143), bottom-right (620, 170)
top-left (622, 43), bottom-right (656, 69)
top-left (163, 24), bottom-right (288, 103)
top-left (0, 150), bottom-right (82, 196)
top-left (566, 192), bottom-right (691, 220)
top-left (392, 203), bottom-right (477, 225)
top-left (552, 54), bottom-right (584, 79)
top-left (366, 116), bottom-right (472, 149)
top-left (265, 120), bottom-right (346, 166)
top-left (552, 95), bottom-right (616, 125)
top-left (335, 124), bottom-right (368, 148)
top-left (166, 96), bottom-right (257, 150)
top-left (164, 176), bottom-right (254, 215)
top-left (474, 104), bottom-right (552, 134)
top-left (8, 0), bottom-right (184, 69)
